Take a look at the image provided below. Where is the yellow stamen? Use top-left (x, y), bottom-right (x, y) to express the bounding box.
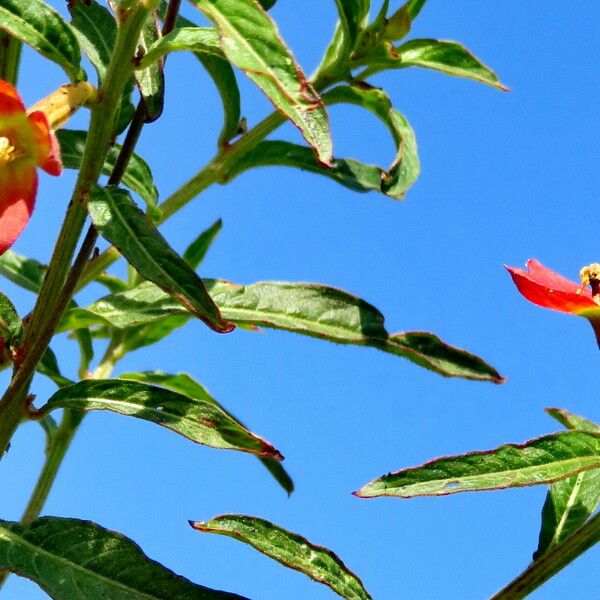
top-left (579, 262), bottom-right (600, 302)
top-left (0, 136), bottom-right (16, 166)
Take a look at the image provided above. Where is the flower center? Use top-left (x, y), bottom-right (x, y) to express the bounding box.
top-left (579, 263), bottom-right (600, 303)
top-left (0, 135), bottom-right (22, 167)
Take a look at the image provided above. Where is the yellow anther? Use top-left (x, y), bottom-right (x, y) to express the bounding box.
top-left (579, 262), bottom-right (600, 301)
top-left (579, 263), bottom-right (600, 287)
top-left (0, 136), bottom-right (16, 165)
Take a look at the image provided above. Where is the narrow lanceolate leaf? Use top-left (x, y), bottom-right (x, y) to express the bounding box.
top-left (364, 38), bottom-right (507, 90)
top-left (355, 431), bottom-right (600, 498)
top-left (58, 130), bottom-right (159, 216)
top-left (88, 186), bottom-right (232, 333)
top-left (0, 517), bottom-right (246, 599)
top-left (167, 10), bottom-right (241, 147)
top-left (226, 140), bottom-right (406, 199)
top-left (534, 407), bottom-right (600, 559)
top-left (0, 0), bottom-right (85, 81)
top-left (546, 407), bottom-right (600, 433)
top-left (534, 467), bottom-right (600, 560)
top-left (0, 250), bottom-right (44, 293)
top-left (190, 0), bottom-right (333, 165)
top-left (138, 26), bottom-right (222, 69)
top-left (0, 291), bottom-right (21, 343)
top-left (316, 0), bottom-right (370, 80)
top-left (405, 0), bottom-right (428, 20)
top-left (37, 348), bottom-right (74, 388)
top-left (69, 0), bottom-right (116, 83)
top-left (42, 379), bottom-right (282, 459)
top-left (184, 219), bottom-right (223, 269)
top-left (120, 371), bottom-right (294, 495)
top-left (191, 515), bottom-right (371, 600)
top-left (323, 85), bottom-right (419, 198)
top-left (60, 280), bottom-right (502, 382)
top-left (134, 11), bottom-right (165, 122)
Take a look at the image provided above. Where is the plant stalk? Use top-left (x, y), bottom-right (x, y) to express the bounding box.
top-left (0, 6), bottom-right (151, 459)
top-left (491, 512), bottom-right (600, 599)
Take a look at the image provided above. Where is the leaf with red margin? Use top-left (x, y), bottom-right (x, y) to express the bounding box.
top-left (533, 409), bottom-right (600, 560)
top-left (355, 431), bottom-right (600, 498)
top-left (87, 185), bottom-right (233, 333)
top-left (191, 515), bottom-right (372, 600)
top-left (41, 379), bottom-right (283, 459)
top-left (0, 517), bottom-right (247, 599)
top-left (190, 0), bottom-right (332, 165)
top-left (59, 279), bottom-right (504, 383)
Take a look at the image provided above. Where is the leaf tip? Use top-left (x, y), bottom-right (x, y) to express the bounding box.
top-left (188, 520), bottom-right (204, 530)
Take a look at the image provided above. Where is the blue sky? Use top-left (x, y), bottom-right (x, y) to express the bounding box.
top-left (1, 1), bottom-right (599, 598)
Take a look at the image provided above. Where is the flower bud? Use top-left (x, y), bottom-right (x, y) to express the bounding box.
top-left (26, 81), bottom-right (97, 131)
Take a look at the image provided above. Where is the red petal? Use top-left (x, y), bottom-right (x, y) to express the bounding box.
top-left (525, 258), bottom-right (589, 296)
top-left (0, 81), bottom-right (26, 115)
top-left (27, 111), bottom-right (62, 176)
top-left (0, 163), bottom-right (37, 254)
top-left (506, 265), bottom-right (599, 315)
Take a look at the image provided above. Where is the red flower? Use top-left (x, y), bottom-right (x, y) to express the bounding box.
top-left (506, 259), bottom-right (600, 344)
top-left (0, 80), bottom-right (62, 254)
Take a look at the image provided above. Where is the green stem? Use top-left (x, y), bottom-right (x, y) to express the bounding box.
top-left (491, 512), bottom-right (600, 599)
top-left (159, 112), bottom-right (283, 219)
top-left (20, 409), bottom-right (84, 525)
top-left (0, 332), bottom-right (126, 591)
top-left (0, 6), bottom-right (151, 459)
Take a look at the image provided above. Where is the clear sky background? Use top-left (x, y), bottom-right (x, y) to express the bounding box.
top-left (1, 1), bottom-right (599, 598)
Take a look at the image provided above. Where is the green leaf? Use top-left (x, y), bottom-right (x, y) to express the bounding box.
top-left (163, 9), bottom-right (241, 147)
top-left (88, 185), bottom-right (232, 333)
top-left (69, 0), bottom-right (115, 83)
top-left (123, 315), bottom-right (189, 352)
top-left (96, 272), bottom-right (130, 294)
top-left (191, 515), bottom-right (371, 600)
top-left (226, 140), bottom-right (405, 199)
top-left (0, 291), bottom-right (21, 344)
top-left (120, 371), bottom-right (294, 495)
top-left (257, 0), bottom-right (276, 9)
top-left (0, 517), bottom-right (247, 599)
top-left (316, 0), bottom-right (370, 81)
top-left (546, 408), bottom-right (600, 433)
top-left (137, 26), bottom-right (222, 69)
top-left (0, 0), bottom-right (85, 81)
top-left (0, 250), bottom-right (45, 293)
top-left (323, 85), bottom-right (420, 198)
top-left (134, 11), bottom-right (165, 122)
top-left (71, 327), bottom-right (94, 379)
top-left (227, 85), bottom-right (419, 200)
top-left (57, 130), bottom-right (159, 217)
top-left (405, 0), bottom-right (428, 20)
top-left (534, 468), bottom-right (600, 561)
top-left (533, 407), bottom-right (600, 559)
top-left (37, 348), bottom-right (74, 388)
top-left (43, 379), bottom-right (282, 458)
top-left (362, 38), bottom-right (507, 90)
top-left (190, 0), bottom-right (333, 165)
top-left (355, 431), bottom-right (600, 498)
top-left (61, 280), bottom-right (503, 382)
top-left (184, 218), bottom-right (223, 269)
